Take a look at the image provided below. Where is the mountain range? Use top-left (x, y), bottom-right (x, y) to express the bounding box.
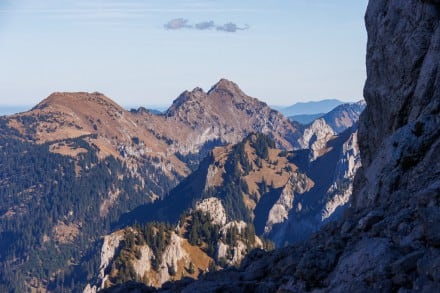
top-left (0, 79), bottom-right (364, 292)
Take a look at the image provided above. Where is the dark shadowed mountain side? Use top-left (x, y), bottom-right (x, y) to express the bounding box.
top-left (268, 124), bottom-right (360, 245)
top-left (117, 153), bottom-right (213, 227)
top-left (276, 99), bottom-right (344, 117)
top-left (0, 131), bottom-right (159, 292)
top-left (104, 0), bottom-right (440, 291)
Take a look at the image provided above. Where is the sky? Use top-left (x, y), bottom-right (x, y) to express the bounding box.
top-left (0, 0), bottom-right (368, 108)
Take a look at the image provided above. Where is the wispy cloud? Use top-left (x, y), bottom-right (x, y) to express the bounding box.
top-left (164, 18), bottom-right (190, 30)
top-left (216, 23), bottom-right (249, 33)
top-left (164, 19), bottom-right (249, 33)
top-left (195, 21), bottom-right (215, 30)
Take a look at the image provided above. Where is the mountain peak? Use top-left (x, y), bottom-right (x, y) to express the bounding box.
top-left (34, 91), bottom-right (121, 112)
top-left (207, 78), bottom-right (244, 96)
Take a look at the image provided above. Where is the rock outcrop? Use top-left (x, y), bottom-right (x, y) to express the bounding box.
top-left (195, 198), bottom-right (227, 226)
top-left (88, 201), bottom-right (264, 291)
top-left (124, 1), bottom-right (438, 291)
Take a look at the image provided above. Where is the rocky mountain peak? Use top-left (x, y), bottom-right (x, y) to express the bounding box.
top-left (167, 87), bottom-right (206, 112)
top-left (162, 79), bottom-right (300, 151)
top-left (207, 78), bottom-right (244, 96)
top-left (166, 79), bottom-right (248, 116)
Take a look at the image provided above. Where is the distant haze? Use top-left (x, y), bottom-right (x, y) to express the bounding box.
top-left (0, 106), bottom-right (32, 116)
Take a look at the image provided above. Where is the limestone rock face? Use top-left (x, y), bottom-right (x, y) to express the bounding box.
top-left (298, 118), bottom-right (335, 161)
top-left (355, 0), bottom-right (440, 210)
top-left (217, 221), bottom-right (262, 266)
top-left (264, 180), bottom-right (295, 235)
top-left (266, 125), bottom-right (360, 246)
top-left (195, 197), bottom-right (227, 226)
top-left (359, 0), bottom-right (440, 171)
top-left (322, 130), bottom-right (361, 221)
top-left (99, 233), bottom-right (124, 287)
top-left (297, 101), bottom-right (365, 162)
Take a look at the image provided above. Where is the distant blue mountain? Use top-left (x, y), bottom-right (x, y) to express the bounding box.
top-left (276, 99), bottom-right (344, 117)
top-left (287, 101), bottom-right (365, 131)
top-left (288, 113), bottom-right (325, 124)
top-left (126, 105), bottom-right (167, 115)
top-left (0, 106), bottom-right (31, 116)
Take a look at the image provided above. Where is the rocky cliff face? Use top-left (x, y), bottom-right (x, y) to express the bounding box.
top-left (122, 1), bottom-right (438, 291)
top-left (355, 0), bottom-right (440, 210)
top-left (267, 125), bottom-right (361, 246)
top-left (297, 101), bottom-right (365, 161)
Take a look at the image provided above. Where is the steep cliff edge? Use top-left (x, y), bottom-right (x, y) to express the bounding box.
top-left (106, 1), bottom-right (440, 292)
top-left (354, 0), bottom-right (440, 210)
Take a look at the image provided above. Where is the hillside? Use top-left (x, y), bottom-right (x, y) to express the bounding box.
top-left (100, 123), bottom-right (362, 289)
top-left (117, 133), bottom-right (311, 226)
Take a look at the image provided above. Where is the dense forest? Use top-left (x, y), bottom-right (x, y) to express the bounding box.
top-left (0, 118), bottom-right (179, 292)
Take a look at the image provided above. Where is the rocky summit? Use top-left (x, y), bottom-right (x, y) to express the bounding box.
top-left (102, 1), bottom-right (439, 291)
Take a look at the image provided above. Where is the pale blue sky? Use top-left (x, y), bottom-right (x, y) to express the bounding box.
top-left (0, 0), bottom-right (368, 107)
